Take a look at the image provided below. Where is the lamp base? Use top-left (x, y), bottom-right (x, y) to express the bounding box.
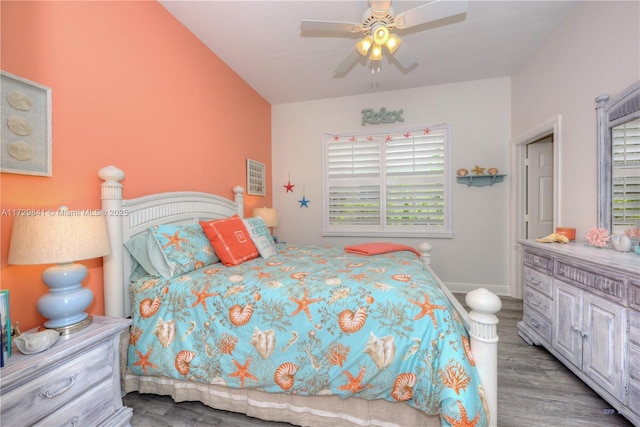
top-left (38, 262), bottom-right (94, 333)
top-left (41, 315), bottom-right (93, 336)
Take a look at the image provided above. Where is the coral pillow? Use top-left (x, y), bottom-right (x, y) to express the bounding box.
top-left (344, 242), bottom-right (421, 258)
top-left (200, 216), bottom-right (259, 266)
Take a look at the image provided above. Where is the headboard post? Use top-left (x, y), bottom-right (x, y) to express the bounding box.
top-left (98, 165), bottom-right (126, 318)
top-left (233, 185), bottom-right (245, 217)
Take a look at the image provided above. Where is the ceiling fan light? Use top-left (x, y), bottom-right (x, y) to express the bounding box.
top-left (372, 24), bottom-right (390, 45)
top-left (356, 35), bottom-right (373, 56)
top-left (385, 33), bottom-right (401, 54)
top-left (369, 44), bottom-right (383, 61)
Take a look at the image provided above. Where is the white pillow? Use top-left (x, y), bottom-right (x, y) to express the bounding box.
top-left (242, 217), bottom-right (277, 258)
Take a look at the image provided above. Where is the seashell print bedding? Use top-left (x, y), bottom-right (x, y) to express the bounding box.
top-left (128, 244), bottom-right (488, 426)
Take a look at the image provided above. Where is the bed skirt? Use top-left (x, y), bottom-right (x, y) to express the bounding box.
top-left (120, 333), bottom-right (439, 427)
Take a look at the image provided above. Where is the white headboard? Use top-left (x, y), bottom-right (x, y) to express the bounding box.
top-left (98, 165), bottom-right (244, 318)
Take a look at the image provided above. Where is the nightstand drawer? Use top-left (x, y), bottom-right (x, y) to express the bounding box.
top-left (524, 266), bottom-right (552, 297)
top-left (35, 379), bottom-right (115, 427)
top-left (523, 304), bottom-right (552, 343)
top-left (2, 341), bottom-right (113, 424)
top-left (524, 286), bottom-right (552, 320)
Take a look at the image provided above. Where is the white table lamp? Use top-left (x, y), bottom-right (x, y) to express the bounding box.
top-left (8, 208), bottom-right (111, 334)
top-left (253, 207), bottom-right (278, 236)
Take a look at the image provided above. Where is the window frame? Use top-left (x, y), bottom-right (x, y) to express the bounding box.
top-left (321, 124), bottom-right (452, 238)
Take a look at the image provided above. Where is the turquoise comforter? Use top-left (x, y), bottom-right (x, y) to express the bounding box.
top-left (128, 244), bottom-right (487, 426)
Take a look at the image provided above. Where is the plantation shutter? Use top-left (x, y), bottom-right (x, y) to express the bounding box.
top-left (612, 117), bottom-right (640, 231)
top-left (323, 125), bottom-right (451, 237)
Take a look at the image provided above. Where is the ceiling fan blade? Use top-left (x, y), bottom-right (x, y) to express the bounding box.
top-left (301, 20), bottom-right (362, 33)
top-left (392, 42), bottom-right (419, 70)
top-left (394, 0), bottom-right (468, 30)
top-left (369, 0), bottom-right (392, 15)
top-left (334, 47), bottom-right (361, 74)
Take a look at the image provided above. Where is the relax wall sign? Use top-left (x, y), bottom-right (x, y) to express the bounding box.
top-left (361, 107), bottom-right (404, 126)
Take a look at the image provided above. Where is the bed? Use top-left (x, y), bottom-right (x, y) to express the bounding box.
top-left (98, 165), bottom-right (501, 427)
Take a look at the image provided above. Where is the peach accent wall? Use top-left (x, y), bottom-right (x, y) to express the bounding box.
top-left (0, 1), bottom-right (271, 331)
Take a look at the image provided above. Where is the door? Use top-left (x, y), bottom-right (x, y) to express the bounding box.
top-left (553, 280), bottom-right (582, 367)
top-left (582, 293), bottom-right (627, 400)
top-left (526, 137), bottom-right (554, 239)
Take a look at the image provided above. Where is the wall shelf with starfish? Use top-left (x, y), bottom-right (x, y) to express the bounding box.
top-left (456, 174), bottom-right (506, 187)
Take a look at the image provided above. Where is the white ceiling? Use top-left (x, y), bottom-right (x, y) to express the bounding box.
top-left (159, 0), bottom-right (580, 105)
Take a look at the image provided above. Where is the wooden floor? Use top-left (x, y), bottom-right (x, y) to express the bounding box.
top-left (123, 295), bottom-right (634, 426)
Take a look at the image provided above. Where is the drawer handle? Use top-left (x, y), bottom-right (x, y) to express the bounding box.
top-left (71, 416), bottom-right (79, 427)
top-left (529, 276), bottom-right (539, 285)
top-left (41, 375), bottom-right (76, 399)
top-left (527, 294), bottom-right (541, 306)
top-left (529, 317), bottom-right (540, 328)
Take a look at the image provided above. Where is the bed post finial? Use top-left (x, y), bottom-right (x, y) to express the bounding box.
top-left (418, 242), bottom-right (432, 266)
top-left (233, 186), bottom-right (245, 218)
top-left (99, 166), bottom-right (126, 318)
top-left (466, 288), bottom-right (501, 427)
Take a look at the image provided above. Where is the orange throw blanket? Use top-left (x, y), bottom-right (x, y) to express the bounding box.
top-left (344, 242), bottom-right (421, 258)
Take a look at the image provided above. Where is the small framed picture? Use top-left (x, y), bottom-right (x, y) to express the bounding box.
top-left (0, 290), bottom-right (10, 361)
top-left (247, 159), bottom-right (266, 196)
top-left (1, 71), bottom-right (52, 176)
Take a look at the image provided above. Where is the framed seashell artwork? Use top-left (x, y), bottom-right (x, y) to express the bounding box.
top-left (1, 71), bottom-right (52, 176)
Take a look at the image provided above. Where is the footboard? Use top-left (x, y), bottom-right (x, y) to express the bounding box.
top-left (419, 242), bottom-right (501, 427)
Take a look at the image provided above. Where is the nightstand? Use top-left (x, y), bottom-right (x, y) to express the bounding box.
top-left (1, 316), bottom-right (132, 426)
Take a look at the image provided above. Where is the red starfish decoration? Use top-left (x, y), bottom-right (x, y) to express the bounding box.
top-left (284, 181), bottom-right (295, 193)
top-left (132, 346), bottom-right (158, 375)
top-left (385, 135), bottom-right (392, 142)
top-left (442, 400), bottom-right (481, 427)
top-left (338, 366), bottom-right (372, 394)
top-left (257, 271), bottom-right (272, 280)
top-left (350, 273), bottom-right (367, 282)
top-left (423, 128), bottom-right (431, 135)
top-left (333, 135), bottom-right (340, 141)
top-left (408, 292), bottom-right (447, 327)
top-left (228, 357), bottom-right (258, 388)
top-left (367, 136), bottom-right (374, 141)
top-left (161, 231), bottom-right (187, 250)
top-left (191, 283), bottom-right (219, 313)
top-left (289, 288), bottom-right (322, 321)
top-left (404, 132), bottom-right (412, 138)
top-left (349, 136), bottom-right (357, 142)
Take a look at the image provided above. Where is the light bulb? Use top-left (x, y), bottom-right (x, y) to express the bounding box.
top-left (372, 24), bottom-right (390, 46)
top-left (385, 34), bottom-right (401, 54)
top-left (356, 36), bottom-right (373, 56)
top-left (369, 44), bottom-right (383, 61)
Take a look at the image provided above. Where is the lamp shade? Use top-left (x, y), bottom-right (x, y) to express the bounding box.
top-left (8, 210), bottom-right (111, 265)
top-left (8, 209), bottom-right (111, 333)
top-left (253, 207), bottom-right (278, 228)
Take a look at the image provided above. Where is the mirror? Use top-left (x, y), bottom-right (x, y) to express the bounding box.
top-left (596, 80), bottom-right (640, 237)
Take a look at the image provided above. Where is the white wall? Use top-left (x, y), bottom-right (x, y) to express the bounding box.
top-left (272, 77), bottom-right (511, 295)
top-left (512, 1), bottom-right (640, 238)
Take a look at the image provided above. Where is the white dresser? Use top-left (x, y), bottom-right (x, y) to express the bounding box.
top-left (518, 240), bottom-right (640, 425)
top-left (1, 316), bottom-right (132, 426)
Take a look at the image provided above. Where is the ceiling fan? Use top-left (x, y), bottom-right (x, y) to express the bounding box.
top-left (301, 0), bottom-right (468, 74)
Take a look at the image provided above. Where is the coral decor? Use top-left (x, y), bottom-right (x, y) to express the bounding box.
top-left (585, 227), bottom-right (610, 248)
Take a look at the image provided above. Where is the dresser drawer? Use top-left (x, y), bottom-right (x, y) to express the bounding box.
top-left (34, 379), bottom-right (115, 427)
top-left (524, 266), bottom-right (553, 297)
top-left (523, 305), bottom-right (552, 343)
top-left (524, 286), bottom-right (552, 320)
top-left (2, 342), bottom-right (113, 424)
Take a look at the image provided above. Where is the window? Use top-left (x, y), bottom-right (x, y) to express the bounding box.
top-left (612, 117), bottom-right (640, 233)
top-left (322, 124), bottom-right (451, 237)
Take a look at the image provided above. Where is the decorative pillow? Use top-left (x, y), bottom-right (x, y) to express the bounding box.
top-left (199, 216), bottom-right (259, 266)
top-left (124, 231), bottom-right (162, 280)
top-left (242, 216), bottom-right (277, 259)
top-left (148, 224), bottom-right (219, 279)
